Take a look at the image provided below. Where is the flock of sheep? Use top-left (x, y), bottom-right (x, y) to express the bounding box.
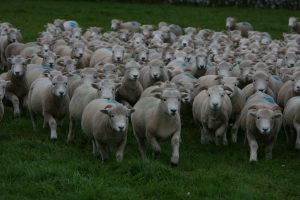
top-left (0, 16), bottom-right (300, 165)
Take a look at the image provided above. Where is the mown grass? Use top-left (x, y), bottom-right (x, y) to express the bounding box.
top-left (1, 1), bottom-right (300, 199)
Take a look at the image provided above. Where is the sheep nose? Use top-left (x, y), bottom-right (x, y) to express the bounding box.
top-left (213, 103), bottom-right (218, 107)
top-left (79, 53), bottom-right (83, 57)
top-left (49, 63), bottom-right (54, 67)
top-left (118, 126), bottom-right (124, 131)
top-left (104, 97), bottom-right (112, 100)
top-left (258, 89), bottom-right (264, 92)
top-left (183, 43), bottom-right (187, 47)
top-left (171, 109), bottom-right (177, 115)
top-left (59, 91), bottom-right (65, 96)
top-left (133, 74), bottom-right (138, 79)
top-left (15, 72), bottom-right (20, 76)
top-left (200, 65), bottom-right (205, 68)
top-left (262, 128), bottom-right (269, 133)
top-left (117, 57), bottom-right (121, 61)
top-left (153, 74), bottom-right (158, 79)
top-left (141, 57), bottom-right (145, 61)
top-left (290, 64), bottom-right (294, 68)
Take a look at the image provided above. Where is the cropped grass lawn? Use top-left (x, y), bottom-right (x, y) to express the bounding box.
top-left (1, 0), bottom-right (300, 199)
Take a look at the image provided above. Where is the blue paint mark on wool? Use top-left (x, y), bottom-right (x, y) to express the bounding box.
top-left (262, 96), bottom-right (275, 104)
top-left (69, 21), bottom-right (78, 28)
top-left (271, 75), bottom-right (281, 81)
top-left (36, 65), bottom-right (53, 71)
top-left (106, 99), bottom-right (119, 104)
top-left (130, 21), bottom-right (138, 27)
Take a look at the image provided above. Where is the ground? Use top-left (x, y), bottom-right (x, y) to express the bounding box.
top-left (1, 0), bottom-right (300, 199)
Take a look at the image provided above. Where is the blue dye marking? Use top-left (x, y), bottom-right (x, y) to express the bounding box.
top-left (262, 96), bottom-right (275, 104)
top-left (184, 72), bottom-right (197, 79)
top-left (106, 99), bottom-right (118, 104)
top-left (69, 21), bottom-right (78, 28)
top-left (35, 65), bottom-right (53, 71)
top-left (130, 21), bottom-right (138, 27)
top-left (271, 75), bottom-right (281, 81)
top-left (176, 60), bottom-right (188, 68)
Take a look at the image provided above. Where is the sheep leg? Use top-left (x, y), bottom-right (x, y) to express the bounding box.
top-left (147, 132), bottom-right (161, 159)
top-left (215, 124), bottom-right (228, 146)
top-left (231, 115), bottom-right (240, 143)
top-left (265, 142), bottom-right (274, 160)
top-left (201, 125), bottom-right (210, 144)
top-left (170, 131), bottom-right (180, 165)
top-left (137, 136), bottom-right (147, 160)
top-left (92, 139), bottom-right (100, 156)
top-left (116, 137), bottom-right (127, 162)
top-left (95, 141), bottom-right (109, 162)
top-left (29, 110), bottom-right (37, 130)
top-left (5, 92), bottom-right (20, 117)
top-left (67, 117), bottom-right (76, 142)
top-left (247, 132), bottom-right (258, 162)
top-left (44, 113), bottom-right (58, 139)
top-left (294, 122), bottom-right (300, 150)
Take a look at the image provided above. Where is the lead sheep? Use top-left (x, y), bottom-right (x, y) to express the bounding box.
top-left (28, 74), bottom-right (69, 139)
top-left (81, 99), bottom-right (134, 162)
top-left (239, 92), bottom-right (282, 162)
top-left (193, 85), bottom-right (232, 145)
top-left (131, 82), bottom-right (187, 165)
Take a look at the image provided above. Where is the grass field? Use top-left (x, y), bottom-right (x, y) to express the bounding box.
top-left (1, 1), bottom-right (300, 199)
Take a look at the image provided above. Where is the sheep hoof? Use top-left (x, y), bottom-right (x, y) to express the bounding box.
top-left (171, 162), bottom-right (178, 167)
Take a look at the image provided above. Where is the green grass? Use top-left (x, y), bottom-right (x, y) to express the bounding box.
top-left (1, 1), bottom-right (300, 199)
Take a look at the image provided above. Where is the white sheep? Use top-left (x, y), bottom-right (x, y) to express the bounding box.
top-left (283, 97), bottom-right (300, 150)
top-left (239, 92), bottom-right (282, 162)
top-left (139, 59), bottom-right (169, 89)
top-left (81, 99), bottom-right (134, 162)
top-left (0, 55), bottom-right (30, 117)
top-left (116, 60), bottom-right (143, 106)
top-left (67, 78), bottom-right (120, 142)
top-left (193, 85), bottom-right (232, 145)
top-left (278, 71), bottom-right (300, 107)
top-left (89, 45), bottom-right (126, 67)
top-left (226, 17), bottom-right (254, 37)
top-left (111, 19), bottom-right (141, 32)
top-left (131, 82), bottom-right (187, 165)
top-left (28, 74), bottom-right (69, 139)
top-left (0, 79), bottom-right (10, 121)
top-left (288, 17), bottom-right (300, 34)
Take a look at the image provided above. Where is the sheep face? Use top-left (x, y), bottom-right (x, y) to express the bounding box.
top-left (160, 89), bottom-right (182, 116)
top-left (180, 35), bottom-right (192, 49)
top-left (249, 109), bottom-right (282, 135)
top-left (119, 30), bottom-right (129, 42)
top-left (80, 69), bottom-right (99, 83)
top-left (125, 62), bottom-right (141, 81)
top-left (136, 49), bottom-right (149, 63)
top-left (7, 29), bottom-right (18, 43)
top-left (111, 19), bottom-right (121, 30)
top-left (226, 17), bottom-right (236, 30)
top-left (149, 62), bottom-right (165, 80)
top-left (180, 83), bottom-right (194, 104)
top-left (0, 80), bottom-right (10, 101)
top-left (51, 75), bottom-right (68, 97)
top-left (64, 59), bottom-right (77, 73)
top-left (42, 52), bottom-right (56, 67)
top-left (101, 104), bottom-right (133, 133)
top-left (163, 50), bottom-right (174, 64)
top-left (217, 62), bottom-right (233, 77)
top-left (289, 17), bottom-right (298, 28)
top-left (253, 72), bottom-right (269, 93)
top-left (71, 42), bottom-right (85, 59)
top-left (101, 63), bottom-right (118, 77)
top-left (41, 43), bottom-right (50, 54)
top-left (112, 45), bottom-right (125, 63)
top-left (132, 34), bottom-right (145, 47)
top-left (206, 86), bottom-right (226, 111)
top-left (291, 72), bottom-right (300, 93)
top-left (196, 54), bottom-right (207, 69)
top-left (9, 56), bottom-right (29, 77)
top-left (92, 79), bottom-right (120, 100)
top-left (72, 28), bottom-right (81, 40)
top-left (285, 52), bottom-right (297, 68)
top-left (221, 77), bottom-right (239, 98)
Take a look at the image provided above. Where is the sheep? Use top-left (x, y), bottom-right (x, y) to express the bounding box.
top-left (55, 56), bottom-right (77, 73)
top-left (0, 79), bottom-right (10, 121)
top-left (0, 55), bottom-right (30, 117)
top-left (0, 28), bottom-right (20, 69)
top-left (116, 60), bottom-right (143, 106)
top-left (67, 68), bottom-right (99, 98)
top-left (89, 45), bottom-right (126, 67)
top-left (140, 25), bottom-right (155, 38)
top-left (131, 82), bottom-right (188, 165)
top-left (28, 74), bottom-right (69, 139)
top-left (226, 17), bottom-right (253, 37)
top-left (63, 20), bottom-right (79, 31)
top-left (67, 78), bottom-right (120, 142)
top-left (111, 19), bottom-right (141, 32)
top-left (277, 71), bottom-right (300, 108)
top-left (283, 97), bottom-right (300, 149)
top-left (239, 92), bottom-right (282, 162)
top-left (288, 17), bottom-right (300, 34)
top-left (139, 59), bottom-right (169, 89)
top-left (81, 99), bottom-right (134, 162)
top-left (205, 61), bottom-right (234, 77)
top-left (193, 85), bottom-right (232, 145)
top-left (221, 77), bottom-right (245, 142)
top-left (242, 71), bottom-right (276, 101)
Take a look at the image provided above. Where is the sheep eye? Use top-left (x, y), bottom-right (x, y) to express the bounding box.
top-left (221, 94), bottom-right (224, 97)
top-left (53, 83), bottom-right (56, 86)
top-left (292, 79), bottom-right (295, 81)
top-left (112, 88), bottom-right (115, 91)
top-left (208, 94), bottom-right (211, 97)
top-left (257, 116), bottom-right (260, 119)
top-left (113, 70), bottom-right (117, 73)
top-left (160, 66), bottom-right (163, 69)
top-left (110, 114), bottom-right (114, 118)
top-left (163, 98), bottom-right (167, 102)
top-left (99, 88), bottom-right (102, 91)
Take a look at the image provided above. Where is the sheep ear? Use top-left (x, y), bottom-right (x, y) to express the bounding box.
top-left (7, 57), bottom-right (13, 64)
top-left (100, 109), bottom-right (109, 115)
top-left (223, 85), bottom-right (233, 93)
top-left (154, 93), bottom-right (162, 99)
top-left (214, 75), bottom-right (223, 80)
top-left (249, 111), bottom-right (257, 118)
top-left (26, 57), bottom-right (31, 64)
top-left (91, 83), bottom-right (99, 89)
top-left (181, 92), bottom-right (189, 99)
top-left (273, 113), bottom-right (282, 119)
